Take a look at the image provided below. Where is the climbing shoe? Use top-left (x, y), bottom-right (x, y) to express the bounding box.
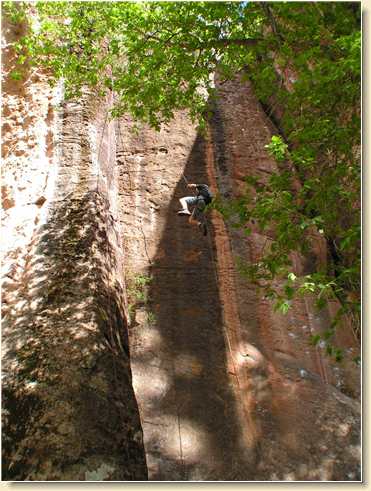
top-left (178, 209), bottom-right (191, 215)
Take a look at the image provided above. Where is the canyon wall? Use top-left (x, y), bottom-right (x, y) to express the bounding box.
top-left (2, 15), bottom-right (361, 482)
top-left (114, 75), bottom-right (360, 481)
top-left (206, 75), bottom-right (361, 480)
top-left (2, 16), bottom-right (147, 481)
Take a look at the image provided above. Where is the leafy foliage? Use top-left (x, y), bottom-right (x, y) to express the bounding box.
top-left (126, 273), bottom-right (153, 325)
top-left (3, 1), bottom-right (262, 129)
top-left (236, 3), bottom-right (361, 348)
top-left (3, 1), bottom-right (361, 354)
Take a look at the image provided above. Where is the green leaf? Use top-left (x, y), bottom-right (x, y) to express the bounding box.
top-left (284, 285), bottom-right (295, 300)
top-left (315, 297), bottom-right (327, 310)
top-left (10, 70), bottom-right (23, 80)
top-left (310, 334), bottom-right (321, 346)
top-left (334, 349), bottom-right (343, 362)
top-left (288, 272), bottom-right (297, 282)
top-left (274, 299), bottom-right (291, 315)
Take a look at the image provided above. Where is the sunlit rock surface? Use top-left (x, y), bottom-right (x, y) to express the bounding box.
top-left (2, 12), bottom-right (360, 482)
top-left (1, 13), bottom-right (147, 481)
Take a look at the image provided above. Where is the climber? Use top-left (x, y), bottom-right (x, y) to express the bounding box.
top-left (178, 183), bottom-right (213, 235)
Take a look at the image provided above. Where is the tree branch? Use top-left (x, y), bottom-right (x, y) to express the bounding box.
top-left (207, 38), bottom-right (260, 47)
top-left (177, 38), bottom-right (261, 51)
top-left (134, 28), bottom-right (261, 49)
top-left (260, 2), bottom-right (284, 43)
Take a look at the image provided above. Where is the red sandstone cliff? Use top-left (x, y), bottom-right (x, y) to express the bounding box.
top-left (1, 16), bottom-right (360, 483)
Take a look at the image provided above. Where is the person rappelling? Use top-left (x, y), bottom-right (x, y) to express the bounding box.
top-left (178, 182), bottom-right (213, 235)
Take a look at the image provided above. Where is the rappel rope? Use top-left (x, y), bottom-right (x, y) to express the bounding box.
top-left (181, 171), bottom-right (242, 405)
top-left (181, 173), bottom-right (189, 186)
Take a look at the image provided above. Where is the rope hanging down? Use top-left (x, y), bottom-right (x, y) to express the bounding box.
top-left (181, 173), bottom-right (189, 187)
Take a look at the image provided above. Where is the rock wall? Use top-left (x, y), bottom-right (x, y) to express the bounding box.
top-left (116, 75), bottom-right (360, 481)
top-left (2, 14), bottom-right (147, 481)
top-left (116, 113), bottom-right (257, 480)
top-left (2, 12), bottom-right (360, 481)
top-left (1, 13), bottom-right (61, 298)
top-left (206, 74), bottom-right (361, 480)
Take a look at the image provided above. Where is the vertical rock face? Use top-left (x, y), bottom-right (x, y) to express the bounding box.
top-left (2, 15), bottom-right (147, 481)
top-left (117, 75), bottom-right (360, 481)
top-left (1, 13), bottom-right (61, 296)
top-left (206, 74), bottom-right (361, 480)
top-left (2, 14), bottom-right (360, 480)
top-left (117, 113), bottom-right (256, 480)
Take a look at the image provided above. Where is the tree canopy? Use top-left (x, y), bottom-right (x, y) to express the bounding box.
top-left (4, 1), bottom-right (361, 358)
top-left (6, 1), bottom-right (266, 127)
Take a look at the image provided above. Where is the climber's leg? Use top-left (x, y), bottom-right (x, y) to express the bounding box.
top-left (188, 208), bottom-right (199, 225)
top-left (189, 197), bottom-right (205, 226)
top-left (178, 196), bottom-right (197, 215)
